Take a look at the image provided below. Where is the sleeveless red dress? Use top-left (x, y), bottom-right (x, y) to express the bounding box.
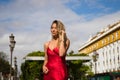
top-left (44, 47), bottom-right (68, 80)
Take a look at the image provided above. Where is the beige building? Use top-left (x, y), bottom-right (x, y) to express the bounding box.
top-left (78, 21), bottom-right (120, 79)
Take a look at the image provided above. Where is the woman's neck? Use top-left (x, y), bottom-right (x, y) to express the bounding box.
top-left (52, 35), bottom-right (59, 40)
top-left (52, 38), bottom-right (58, 41)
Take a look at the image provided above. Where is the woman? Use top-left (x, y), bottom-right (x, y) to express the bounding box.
top-left (42, 20), bottom-right (70, 80)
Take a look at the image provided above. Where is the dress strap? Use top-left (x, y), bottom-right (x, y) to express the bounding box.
top-left (47, 41), bottom-right (51, 48)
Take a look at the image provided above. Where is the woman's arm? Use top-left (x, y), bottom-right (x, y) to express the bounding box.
top-left (59, 31), bottom-right (70, 57)
top-left (42, 42), bottom-right (49, 74)
top-left (43, 43), bottom-right (48, 66)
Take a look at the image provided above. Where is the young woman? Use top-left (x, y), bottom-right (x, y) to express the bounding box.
top-left (42, 20), bottom-right (70, 80)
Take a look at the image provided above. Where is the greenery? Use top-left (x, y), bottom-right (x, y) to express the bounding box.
top-left (67, 53), bottom-right (93, 80)
top-left (20, 50), bottom-right (93, 80)
top-left (20, 51), bottom-right (44, 80)
top-left (0, 51), bottom-right (12, 78)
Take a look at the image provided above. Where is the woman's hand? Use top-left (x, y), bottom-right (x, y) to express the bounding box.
top-left (43, 65), bottom-right (49, 74)
top-left (60, 30), bottom-right (66, 41)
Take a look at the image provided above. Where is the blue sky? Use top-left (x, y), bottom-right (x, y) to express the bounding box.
top-left (66, 0), bottom-right (120, 14)
top-left (0, 0), bottom-right (120, 72)
top-left (65, 0), bottom-right (120, 20)
top-left (0, 0), bottom-right (11, 4)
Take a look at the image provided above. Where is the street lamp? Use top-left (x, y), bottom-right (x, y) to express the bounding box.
top-left (92, 50), bottom-right (99, 80)
top-left (9, 34), bottom-right (16, 80)
top-left (14, 57), bottom-right (17, 80)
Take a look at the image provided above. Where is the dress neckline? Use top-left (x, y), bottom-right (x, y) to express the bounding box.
top-left (48, 47), bottom-right (58, 52)
top-left (47, 41), bottom-right (59, 51)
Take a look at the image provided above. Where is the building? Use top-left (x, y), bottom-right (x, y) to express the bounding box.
top-left (78, 21), bottom-right (120, 79)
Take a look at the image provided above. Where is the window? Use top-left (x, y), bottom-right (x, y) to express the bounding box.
top-left (110, 59), bottom-right (112, 65)
top-left (113, 48), bottom-right (115, 54)
top-left (97, 43), bottom-right (98, 47)
top-left (117, 46), bottom-right (119, 53)
top-left (112, 34), bottom-right (114, 40)
top-left (102, 40), bottom-right (104, 45)
top-left (108, 37), bottom-right (110, 43)
top-left (116, 32), bottom-right (118, 39)
top-left (104, 39), bottom-right (106, 45)
top-left (118, 56), bottom-right (119, 63)
top-left (103, 61), bottom-right (105, 67)
top-left (106, 60), bottom-right (108, 66)
top-left (114, 57), bottom-right (115, 65)
top-left (103, 52), bottom-right (104, 57)
top-left (109, 48), bottom-right (111, 56)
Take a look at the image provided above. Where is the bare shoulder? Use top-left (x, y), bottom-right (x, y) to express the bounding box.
top-left (44, 41), bottom-right (49, 48)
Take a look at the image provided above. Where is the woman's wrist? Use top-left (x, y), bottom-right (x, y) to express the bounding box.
top-left (43, 64), bottom-right (46, 67)
top-left (60, 39), bottom-right (64, 42)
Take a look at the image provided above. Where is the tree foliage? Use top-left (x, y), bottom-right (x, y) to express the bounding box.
top-left (0, 51), bottom-right (11, 75)
top-left (20, 51), bottom-right (44, 80)
top-left (67, 53), bottom-right (93, 80)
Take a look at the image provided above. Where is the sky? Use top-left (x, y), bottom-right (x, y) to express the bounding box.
top-left (0, 0), bottom-right (120, 73)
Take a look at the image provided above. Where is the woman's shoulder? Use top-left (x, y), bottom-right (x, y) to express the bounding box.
top-left (44, 41), bottom-right (50, 48)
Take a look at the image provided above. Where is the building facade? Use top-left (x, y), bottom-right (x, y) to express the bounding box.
top-left (78, 21), bottom-right (120, 79)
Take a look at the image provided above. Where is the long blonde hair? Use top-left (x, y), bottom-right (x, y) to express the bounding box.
top-left (51, 20), bottom-right (67, 46)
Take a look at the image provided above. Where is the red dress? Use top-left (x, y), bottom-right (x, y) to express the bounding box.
top-left (44, 47), bottom-right (68, 80)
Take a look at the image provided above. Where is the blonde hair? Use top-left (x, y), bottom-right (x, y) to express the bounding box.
top-left (51, 20), bottom-right (67, 46)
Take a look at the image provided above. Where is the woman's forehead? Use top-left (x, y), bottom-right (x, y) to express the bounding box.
top-left (51, 23), bottom-right (57, 27)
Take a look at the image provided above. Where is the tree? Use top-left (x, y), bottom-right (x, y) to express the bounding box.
top-left (20, 51), bottom-right (44, 80)
top-left (0, 51), bottom-right (11, 79)
top-left (68, 50), bottom-right (74, 55)
top-left (0, 51), bottom-right (8, 61)
top-left (67, 53), bottom-right (93, 80)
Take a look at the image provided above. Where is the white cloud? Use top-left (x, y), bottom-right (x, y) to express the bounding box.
top-left (67, 11), bottom-right (120, 52)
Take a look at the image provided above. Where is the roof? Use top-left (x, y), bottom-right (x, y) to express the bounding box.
top-left (78, 21), bottom-right (120, 51)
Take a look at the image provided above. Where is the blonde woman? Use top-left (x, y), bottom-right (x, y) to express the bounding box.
top-left (43, 20), bottom-right (70, 80)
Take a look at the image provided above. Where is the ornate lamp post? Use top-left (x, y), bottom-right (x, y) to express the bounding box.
top-left (9, 34), bottom-right (16, 80)
top-left (14, 57), bottom-right (17, 80)
top-left (92, 50), bottom-right (99, 80)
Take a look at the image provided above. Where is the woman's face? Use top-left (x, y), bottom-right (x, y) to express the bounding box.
top-left (51, 23), bottom-right (58, 37)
